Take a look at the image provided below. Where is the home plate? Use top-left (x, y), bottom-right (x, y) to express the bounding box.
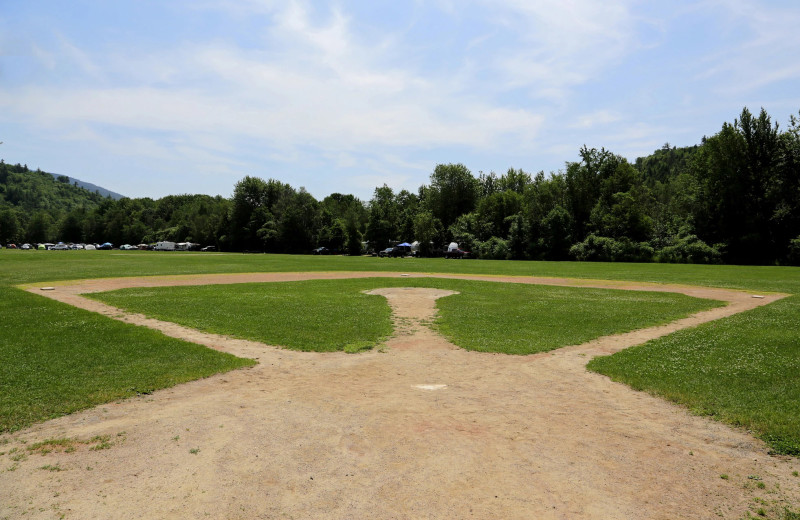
top-left (414, 384), bottom-right (447, 391)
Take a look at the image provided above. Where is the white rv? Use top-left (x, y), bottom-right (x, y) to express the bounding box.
top-left (154, 241), bottom-right (176, 251)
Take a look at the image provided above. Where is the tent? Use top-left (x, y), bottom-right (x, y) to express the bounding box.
top-left (397, 242), bottom-right (412, 247)
top-left (448, 242), bottom-right (459, 252)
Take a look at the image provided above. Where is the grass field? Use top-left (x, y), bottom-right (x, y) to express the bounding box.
top-left (90, 278), bottom-right (719, 354)
top-left (0, 281), bottom-right (254, 433)
top-left (1, 250), bottom-right (799, 455)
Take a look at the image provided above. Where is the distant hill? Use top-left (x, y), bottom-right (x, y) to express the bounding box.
top-left (634, 144), bottom-right (700, 184)
top-left (47, 172), bottom-right (125, 200)
top-left (0, 161), bottom-right (112, 213)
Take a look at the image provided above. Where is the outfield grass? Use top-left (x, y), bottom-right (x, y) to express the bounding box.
top-left (1, 249), bottom-right (799, 455)
top-left (89, 277), bottom-right (719, 354)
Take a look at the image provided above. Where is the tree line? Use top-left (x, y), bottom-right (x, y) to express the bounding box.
top-left (1, 107), bottom-right (799, 265)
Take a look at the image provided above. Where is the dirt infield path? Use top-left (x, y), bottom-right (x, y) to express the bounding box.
top-left (2, 272), bottom-right (798, 519)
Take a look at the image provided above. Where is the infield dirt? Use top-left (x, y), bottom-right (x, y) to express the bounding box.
top-left (2, 272), bottom-right (798, 519)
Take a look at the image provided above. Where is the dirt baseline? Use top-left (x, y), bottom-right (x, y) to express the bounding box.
top-left (2, 272), bottom-right (798, 519)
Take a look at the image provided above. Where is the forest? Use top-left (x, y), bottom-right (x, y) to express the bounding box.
top-left (1, 107), bottom-right (799, 265)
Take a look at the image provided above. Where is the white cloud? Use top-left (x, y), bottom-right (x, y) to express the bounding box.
top-left (2, 0), bottom-right (552, 162)
top-left (4, 0), bottom-right (798, 199)
top-left (474, 0), bottom-right (640, 95)
top-left (692, 0), bottom-right (800, 95)
top-left (571, 110), bottom-right (622, 129)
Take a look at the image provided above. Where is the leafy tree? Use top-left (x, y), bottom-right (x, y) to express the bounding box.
top-left (692, 107), bottom-right (782, 263)
top-left (343, 209), bottom-right (363, 256)
top-left (365, 185), bottom-right (398, 250)
top-left (59, 209), bottom-right (85, 243)
top-left (423, 163), bottom-right (479, 231)
top-left (277, 188), bottom-right (318, 253)
top-left (475, 190), bottom-right (522, 239)
top-left (565, 147), bottom-right (647, 242)
top-left (539, 206), bottom-right (573, 260)
top-left (229, 176), bottom-right (271, 250)
top-left (0, 209), bottom-right (21, 243)
top-left (589, 189), bottom-right (653, 242)
top-left (498, 167), bottom-right (531, 193)
top-left (395, 190), bottom-right (419, 243)
top-left (448, 213), bottom-right (479, 254)
top-left (413, 210), bottom-right (442, 256)
top-left (26, 211), bottom-right (54, 243)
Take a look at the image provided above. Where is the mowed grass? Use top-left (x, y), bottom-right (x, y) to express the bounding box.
top-left (589, 296), bottom-right (800, 456)
top-left (0, 287), bottom-right (254, 433)
top-left (89, 277), bottom-right (720, 355)
top-left (2, 250), bottom-right (800, 455)
top-left (91, 279), bottom-right (395, 353)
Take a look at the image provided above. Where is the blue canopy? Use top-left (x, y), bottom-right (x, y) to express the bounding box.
top-left (397, 242), bottom-right (412, 247)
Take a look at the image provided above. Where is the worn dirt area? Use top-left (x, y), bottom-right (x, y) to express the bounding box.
top-left (2, 272), bottom-right (798, 519)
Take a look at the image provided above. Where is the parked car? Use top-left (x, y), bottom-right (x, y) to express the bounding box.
top-left (312, 247), bottom-right (330, 255)
top-left (445, 248), bottom-right (471, 259)
top-left (70, 244), bottom-right (84, 250)
top-left (119, 244), bottom-right (137, 250)
top-left (5, 243), bottom-right (16, 249)
top-left (201, 246), bottom-right (216, 252)
top-left (97, 242), bottom-right (113, 250)
top-left (379, 246), bottom-right (409, 258)
top-left (21, 243), bottom-right (31, 250)
top-left (52, 242), bottom-right (70, 250)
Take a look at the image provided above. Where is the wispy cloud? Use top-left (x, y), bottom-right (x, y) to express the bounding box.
top-left (1, 1), bottom-right (798, 199)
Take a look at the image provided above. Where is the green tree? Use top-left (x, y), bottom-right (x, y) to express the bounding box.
top-left (277, 188), bottom-right (318, 253)
top-left (423, 163), bottom-right (479, 231)
top-left (59, 209), bottom-right (85, 243)
top-left (0, 209), bottom-right (21, 243)
top-left (365, 185), bottom-right (398, 250)
top-left (26, 211), bottom-right (54, 243)
top-left (343, 210), bottom-right (363, 256)
top-left (692, 107), bottom-right (783, 263)
top-left (413, 210), bottom-right (442, 256)
top-left (540, 205), bottom-right (573, 260)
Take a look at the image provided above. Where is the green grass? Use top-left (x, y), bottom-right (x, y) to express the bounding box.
top-left (0, 283), bottom-right (254, 433)
top-left (588, 295), bottom-right (800, 456)
top-left (90, 279), bottom-right (395, 353)
top-left (433, 282), bottom-right (720, 354)
top-left (89, 277), bottom-right (718, 355)
top-left (2, 249), bottom-right (800, 455)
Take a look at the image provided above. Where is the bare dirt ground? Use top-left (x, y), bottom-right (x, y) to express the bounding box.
top-left (2, 272), bottom-right (798, 519)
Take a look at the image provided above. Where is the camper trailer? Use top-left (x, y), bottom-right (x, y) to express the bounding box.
top-left (154, 241), bottom-right (176, 251)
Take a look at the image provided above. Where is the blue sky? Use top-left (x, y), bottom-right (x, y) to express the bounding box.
top-left (1, 0), bottom-right (799, 201)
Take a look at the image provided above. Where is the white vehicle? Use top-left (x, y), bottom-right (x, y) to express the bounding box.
top-left (84, 244), bottom-right (96, 250)
top-left (120, 244), bottom-right (137, 250)
top-left (154, 241), bottom-right (176, 251)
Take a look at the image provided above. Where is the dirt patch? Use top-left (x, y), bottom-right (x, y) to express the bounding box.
top-left (2, 272), bottom-right (797, 519)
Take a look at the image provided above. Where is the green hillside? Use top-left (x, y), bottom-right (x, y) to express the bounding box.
top-left (0, 160), bottom-right (112, 244)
